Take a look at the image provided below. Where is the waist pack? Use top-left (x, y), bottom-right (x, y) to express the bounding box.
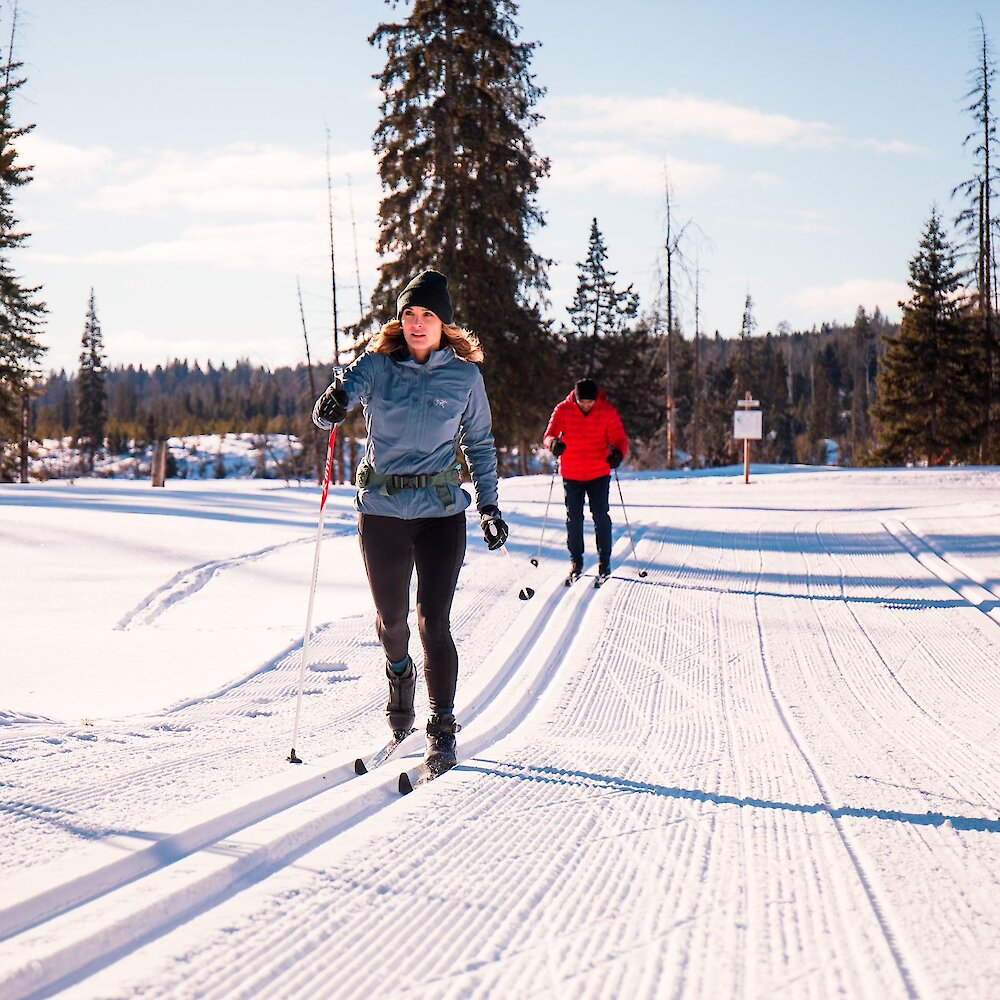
top-left (356, 458), bottom-right (463, 510)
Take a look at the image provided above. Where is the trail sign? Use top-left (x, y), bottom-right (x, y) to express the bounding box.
top-left (733, 392), bottom-right (761, 484)
top-left (733, 409), bottom-right (762, 440)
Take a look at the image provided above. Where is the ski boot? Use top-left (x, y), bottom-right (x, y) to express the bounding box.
top-left (596, 561), bottom-right (611, 587)
top-left (424, 712), bottom-right (459, 775)
top-left (565, 558), bottom-right (584, 586)
top-left (385, 656), bottom-right (416, 737)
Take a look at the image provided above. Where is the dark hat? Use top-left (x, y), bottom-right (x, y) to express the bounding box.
top-left (396, 269), bottom-right (454, 326)
top-left (575, 377), bottom-right (599, 401)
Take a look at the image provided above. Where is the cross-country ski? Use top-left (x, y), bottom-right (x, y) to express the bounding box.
top-left (354, 728), bottom-right (418, 775)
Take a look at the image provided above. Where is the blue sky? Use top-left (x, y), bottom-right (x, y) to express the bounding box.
top-left (13, 1), bottom-right (996, 373)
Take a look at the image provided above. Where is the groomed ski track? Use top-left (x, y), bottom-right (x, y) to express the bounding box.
top-left (2, 470), bottom-right (1000, 998)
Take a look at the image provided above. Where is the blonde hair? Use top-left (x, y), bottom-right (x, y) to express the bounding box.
top-left (369, 318), bottom-right (484, 364)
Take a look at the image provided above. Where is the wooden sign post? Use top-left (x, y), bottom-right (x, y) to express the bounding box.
top-left (151, 441), bottom-right (168, 487)
top-left (733, 392), bottom-right (762, 484)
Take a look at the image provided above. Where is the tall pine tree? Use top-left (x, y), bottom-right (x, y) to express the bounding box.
top-left (0, 5), bottom-right (45, 478)
top-left (873, 208), bottom-right (985, 465)
top-left (367, 0), bottom-right (552, 458)
top-left (75, 290), bottom-right (107, 473)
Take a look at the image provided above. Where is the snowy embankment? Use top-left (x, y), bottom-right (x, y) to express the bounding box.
top-left (2, 468), bottom-right (1000, 998)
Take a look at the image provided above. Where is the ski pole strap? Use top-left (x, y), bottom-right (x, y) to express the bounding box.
top-left (356, 459), bottom-right (463, 510)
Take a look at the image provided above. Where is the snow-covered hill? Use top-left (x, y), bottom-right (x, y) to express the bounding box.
top-left (2, 467), bottom-right (1000, 998)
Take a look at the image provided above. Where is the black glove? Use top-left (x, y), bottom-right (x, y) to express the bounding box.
top-left (313, 380), bottom-right (348, 428)
top-left (480, 504), bottom-right (509, 551)
top-left (550, 438), bottom-right (566, 457)
top-left (607, 446), bottom-right (623, 469)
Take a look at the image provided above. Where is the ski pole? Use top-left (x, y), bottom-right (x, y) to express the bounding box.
top-left (287, 425), bottom-right (338, 764)
top-left (613, 467), bottom-right (647, 578)
top-left (531, 432), bottom-right (562, 568)
top-left (501, 544), bottom-right (535, 601)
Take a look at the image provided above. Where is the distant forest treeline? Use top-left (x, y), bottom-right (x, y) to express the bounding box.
top-left (31, 307), bottom-right (897, 473)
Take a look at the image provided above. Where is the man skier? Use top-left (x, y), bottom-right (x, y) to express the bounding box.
top-left (542, 377), bottom-right (629, 583)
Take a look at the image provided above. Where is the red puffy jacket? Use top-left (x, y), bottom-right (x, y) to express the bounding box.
top-left (543, 388), bottom-right (629, 481)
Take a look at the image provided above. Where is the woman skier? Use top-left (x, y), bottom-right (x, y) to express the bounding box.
top-left (312, 269), bottom-right (507, 774)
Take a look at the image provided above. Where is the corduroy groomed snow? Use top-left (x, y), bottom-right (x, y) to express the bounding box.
top-left (396, 269), bottom-right (454, 326)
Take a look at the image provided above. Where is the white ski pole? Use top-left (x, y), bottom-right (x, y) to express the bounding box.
top-left (501, 544), bottom-right (535, 601)
top-left (288, 425), bottom-right (337, 764)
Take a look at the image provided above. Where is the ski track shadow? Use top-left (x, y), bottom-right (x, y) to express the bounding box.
top-left (467, 761), bottom-right (1000, 835)
top-left (0, 799), bottom-right (143, 842)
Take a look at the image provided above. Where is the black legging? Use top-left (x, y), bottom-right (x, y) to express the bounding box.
top-left (357, 511), bottom-right (467, 714)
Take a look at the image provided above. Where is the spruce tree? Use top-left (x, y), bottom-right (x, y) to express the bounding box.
top-left (735, 292), bottom-right (758, 396)
top-left (0, 6), bottom-right (45, 474)
top-left (367, 0), bottom-right (552, 456)
top-left (75, 290), bottom-right (107, 473)
top-left (873, 208), bottom-right (985, 465)
top-left (848, 306), bottom-right (873, 463)
top-left (566, 218), bottom-right (640, 343)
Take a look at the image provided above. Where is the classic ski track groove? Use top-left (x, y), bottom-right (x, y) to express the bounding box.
top-left (702, 522), bottom-right (905, 997)
top-left (825, 520), bottom-right (999, 794)
top-left (808, 517), bottom-right (1000, 990)
top-left (0, 545), bottom-right (615, 999)
top-left (765, 522), bottom-right (919, 995)
top-left (883, 517), bottom-right (1000, 625)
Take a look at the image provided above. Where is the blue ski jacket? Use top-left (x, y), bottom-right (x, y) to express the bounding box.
top-left (313, 346), bottom-right (499, 519)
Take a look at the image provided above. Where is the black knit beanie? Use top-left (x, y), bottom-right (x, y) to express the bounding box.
top-left (575, 378), bottom-right (599, 401)
top-left (396, 269), bottom-right (454, 325)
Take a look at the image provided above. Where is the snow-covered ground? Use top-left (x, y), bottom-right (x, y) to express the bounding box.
top-left (2, 466), bottom-right (1000, 998)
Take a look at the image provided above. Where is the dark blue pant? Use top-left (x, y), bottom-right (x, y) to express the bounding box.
top-left (564, 476), bottom-right (612, 568)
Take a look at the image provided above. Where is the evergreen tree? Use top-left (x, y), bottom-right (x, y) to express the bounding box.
top-left (561, 217), bottom-right (642, 406)
top-left (566, 218), bottom-right (639, 347)
top-left (75, 290), bottom-right (107, 473)
top-left (735, 292), bottom-right (757, 395)
top-left (367, 0), bottom-right (552, 457)
top-left (0, 6), bottom-right (45, 475)
top-left (848, 306), bottom-right (873, 463)
top-left (873, 208), bottom-right (985, 465)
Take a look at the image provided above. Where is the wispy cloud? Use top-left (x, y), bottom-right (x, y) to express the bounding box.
top-left (24, 139), bottom-right (384, 276)
top-left (35, 218), bottom-right (373, 277)
top-left (545, 93), bottom-right (836, 148)
top-left (547, 142), bottom-right (725, 196)
top-left (20, 133), bottom-right (119, 189)
top-left (542, 92), bottom-right (917, 153)
top-left (87, 143), bottom-right (378, 217)
top-left (783, 278), bottom-right (906, 318)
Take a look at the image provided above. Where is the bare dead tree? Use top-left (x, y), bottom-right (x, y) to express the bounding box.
top-left (953, 14), bottom-right (999, 459)
top-left (325, 128), bottom-right (342, 483)
top-left (297, 277), bottom-right (323, 484)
